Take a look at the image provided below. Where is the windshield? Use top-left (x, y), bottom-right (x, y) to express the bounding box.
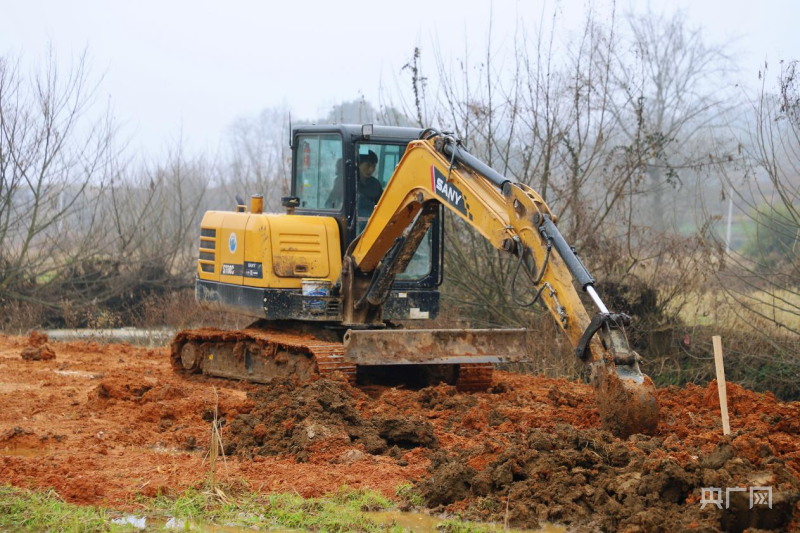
top-left (294, 133), bottom-right (343, 211)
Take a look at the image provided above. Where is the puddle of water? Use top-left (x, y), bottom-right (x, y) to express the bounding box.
top-left (111, 515), bottom-right (291, 532)
top-left (112, 516), bottom-right (147, 528)
top-left (364, 511), bottom-right (444, 532)
top-left (0, 446), bottom-right (50, 458)
top-left (112, 512), bottom-right (563, 532)
top-left (366, 510), bottom-right (565, 532)
top-left (366, 510), bottom-right (443, 531)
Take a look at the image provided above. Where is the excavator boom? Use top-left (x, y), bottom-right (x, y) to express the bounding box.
top-left (341, 130), bottom-right (659, 437)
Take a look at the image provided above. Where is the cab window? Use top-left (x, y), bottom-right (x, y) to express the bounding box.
top-left (357, 143), bottom-right (405, 188)
top-left (356, 142), bottom-right (432, 281)
top-left (294, 133), bottom-right (343, 210)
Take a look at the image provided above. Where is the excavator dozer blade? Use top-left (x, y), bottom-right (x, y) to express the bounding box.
top-left (342, 328), bottom-right (528, 365)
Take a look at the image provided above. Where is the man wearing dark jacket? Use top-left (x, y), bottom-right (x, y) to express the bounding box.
top-left (325, 150), bottom-right (383, 217)
top-left (356, 150), bottom-right (382, 218)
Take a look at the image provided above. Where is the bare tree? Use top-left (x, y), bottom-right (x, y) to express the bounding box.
top-left (0, 47), bottom-right (222, 328)
top-left (711, 61), bottom-right (799, 340)
top-left (607, 8), bottom-right (735, 232)
top-left (0, 47), bottom-right (115, 310)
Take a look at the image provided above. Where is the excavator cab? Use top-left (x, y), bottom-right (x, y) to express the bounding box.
top-left (290, 124), bottom-right (442, 320)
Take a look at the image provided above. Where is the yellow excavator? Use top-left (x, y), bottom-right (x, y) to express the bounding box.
top-left (171, 124), bottom-right (659, 437)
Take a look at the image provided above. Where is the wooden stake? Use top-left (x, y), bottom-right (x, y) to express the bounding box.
top-left (712, 336), bottom-right (731, 436)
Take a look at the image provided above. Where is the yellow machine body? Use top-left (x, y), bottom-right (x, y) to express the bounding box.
top-left (197, 211), bottom-right (342, 289)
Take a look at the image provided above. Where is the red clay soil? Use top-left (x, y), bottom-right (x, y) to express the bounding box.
top-left (0, 333), bottom-right (419, 506)
top-left (1, 332), bottom-right (799, 532)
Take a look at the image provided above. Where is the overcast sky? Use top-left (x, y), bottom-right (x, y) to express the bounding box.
top-left (2, 0), bottom-right (797, 157)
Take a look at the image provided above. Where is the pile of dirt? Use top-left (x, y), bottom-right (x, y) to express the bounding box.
top-left (419, 425), bottom-right (799, 531)
top-left (404, 377), bottom-right (800, 532)
top-left (222, 370), bottom-right (800, 531)
top-left (20, 331), bottom-right (55, 361)
top-left (225, 376), bottom-right (437, 461)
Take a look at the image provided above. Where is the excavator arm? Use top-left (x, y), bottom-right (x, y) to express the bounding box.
top-left (340, 130), bottom-right (659, 437)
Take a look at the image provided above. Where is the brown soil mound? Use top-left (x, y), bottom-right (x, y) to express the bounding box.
top-left (225, 376), bottom-right (437, 461)
top-left (404, 376), bottom-right (800, 531)
top-left (420, 426), bottom-right (799, 531)
top-left (20, 331), bottom-right (56, 361)
top-left (0, 334), bottom-right (423, 506)
top-left (1, 333), bottom-right (799, 532)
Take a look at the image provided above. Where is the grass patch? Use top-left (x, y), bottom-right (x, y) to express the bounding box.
top-left (146, 485), bottom-right (392, 531)
top-left (395, 483), bottom-right (425, 508)
top-left (675, 287), bottom-right (800, 331)
top-left (0, 484), bottom-right (526, 532)
top-left (0, 486), bottom-right (135, 532)
top-left (438, 520), bottom-right (501, 532)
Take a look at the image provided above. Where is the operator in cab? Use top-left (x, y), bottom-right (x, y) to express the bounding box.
top-left (325, 150), bottom-right (383, 217)
top-left (356, 150), bottom-right (383, 217)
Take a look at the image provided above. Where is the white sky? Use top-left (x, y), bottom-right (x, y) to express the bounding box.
top-left (2, 0), bottom-right (797, 157)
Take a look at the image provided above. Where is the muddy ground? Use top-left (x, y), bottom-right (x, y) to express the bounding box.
top-left (1, 333), bottom-right (799, 532)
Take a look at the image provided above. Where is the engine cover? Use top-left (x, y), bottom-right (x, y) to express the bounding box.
top-left (196, 211), bottom-right (341, 289)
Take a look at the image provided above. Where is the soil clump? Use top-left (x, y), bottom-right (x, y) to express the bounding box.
top-left (20, 331), bottom-right (56, 361)
top-left (224, 376), bottom-right (437, 461)
top-left (420, 425), bottom-right (799, 531)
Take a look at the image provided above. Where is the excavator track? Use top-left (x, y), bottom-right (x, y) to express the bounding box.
top-left (171, 326), bottom-right (356, 384)
top-left (455, 363), bottom-right (494, 392)
top-left (306, 344), bottom-right (357, 382)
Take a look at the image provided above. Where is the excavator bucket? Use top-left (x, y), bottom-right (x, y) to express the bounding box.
top-left (342, 328), bottom-right (528, 365)
top-left (594, 362), bottom-right (660, 438)
top-left (582, 323), bottom-right (660, 437)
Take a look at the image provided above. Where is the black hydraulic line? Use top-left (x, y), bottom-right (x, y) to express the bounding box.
top-left (419, 129), bottom-right (516, 190)
top-left (440, 141), bottom-right (516, 190)
top-left (510, 239), bottom-right (551, 308)
top-left (355, 202), bottom-right (439, 310)
top-left (540, 215), bottom-right (595, 291)
top-left (419, 128), bottom-right (442, 140)
top-left (575, 312), bottom-right (632, 361)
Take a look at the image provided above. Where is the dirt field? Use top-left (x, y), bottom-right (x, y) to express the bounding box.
top-left (1, 333), bottom-right (799, 532)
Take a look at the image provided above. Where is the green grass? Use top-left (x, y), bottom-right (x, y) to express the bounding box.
top-left (0, 485), bottom-right (526, 532)
top-left (145, 486), bottom-right (397, 532)
top-left (394, 483), bottom-right (425, 508)
top-left (0, 486), bottom-right (136, 532)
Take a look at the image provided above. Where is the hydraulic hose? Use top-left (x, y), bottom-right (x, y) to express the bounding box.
top-left (539, 215), bottom-right (595, 291)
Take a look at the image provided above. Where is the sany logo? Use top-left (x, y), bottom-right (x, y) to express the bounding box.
top-left (430, 166), bottom-right (467, 215)
top-left (228, 232), bottom-right (237, 253)
top-left (435, 176), bottom-right (462, 205)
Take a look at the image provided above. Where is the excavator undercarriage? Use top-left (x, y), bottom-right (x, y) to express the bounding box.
top-left (170, 321), bottom-right (515, 392)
